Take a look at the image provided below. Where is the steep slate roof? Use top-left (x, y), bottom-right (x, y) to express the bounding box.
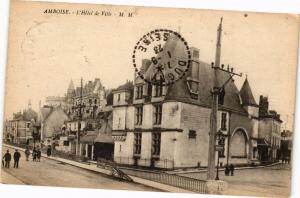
top-left (143, 34), bottom-right (189, 83)
top-left (115, 81), bottom-right (134, 91)
top-left (165, 61), bottom-right (247, 114)
top-left (240, 78), bottom-right (258, 107)
top-left (133, 32), bottom-right (250, 115)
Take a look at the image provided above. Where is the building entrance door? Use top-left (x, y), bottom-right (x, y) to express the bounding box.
top-left (87, 144), bottom-right (92, 159)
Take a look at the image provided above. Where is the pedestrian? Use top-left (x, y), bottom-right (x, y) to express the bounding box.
top-left (36, 149), bottom-right (41, 162)
top-left (47, 146), bottom-right (51, 157)
top-left (3, 150), bottom-right (11, 168)
top-left (225, 164), bottom-right (230, 176)
top-left (32, 147), bottom-right (37, 162)
top-left (13, 149), bottom-right (21, 168)
top-left (25, 147), bottom-right (30, 161)
top-left (229, 163), bottom-right (235, 176)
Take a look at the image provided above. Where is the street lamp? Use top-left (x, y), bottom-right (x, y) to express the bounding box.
top-left (215, 130), bottom-right (225, 180)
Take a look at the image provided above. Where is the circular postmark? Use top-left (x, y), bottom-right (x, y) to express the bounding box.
top-left (132, 29), bottom-right (191, 86)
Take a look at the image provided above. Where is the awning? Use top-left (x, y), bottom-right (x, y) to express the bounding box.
top-left (94, 133), bottom-right (114, 143)
top-left (80, 131), bottom-right (98, 143)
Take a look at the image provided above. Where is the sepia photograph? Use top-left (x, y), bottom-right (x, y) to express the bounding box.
top-left (1, 0), bottom-right (299, 197)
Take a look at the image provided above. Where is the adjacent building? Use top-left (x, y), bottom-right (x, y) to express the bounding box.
top-left (5, 103), bottom-right (38, 144)
top-left (280, 129), bottom-right (293, 162)
top-left (258, 96), bottom-right (283, 162)
top-left (38, 105), bottom-right (70, 142)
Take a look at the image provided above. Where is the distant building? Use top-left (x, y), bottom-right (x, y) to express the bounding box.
top-left (280, 130), bottom-right (293, 161)
top-left (65, 93), bottom-right (114, 160)
top-left (45, 96), bottom-right (66, 108)
top-left (38, 105), bottom-right (70, 142)
top-left (5, 103), bottom-right (38, 144)
top-left (258, 96), bottom-right (282, 162)
top-left (65, 78), bottom-right (107, 120)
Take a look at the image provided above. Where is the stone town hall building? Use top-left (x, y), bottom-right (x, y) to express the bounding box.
top-left (111, 21), bottom-right (281, 169)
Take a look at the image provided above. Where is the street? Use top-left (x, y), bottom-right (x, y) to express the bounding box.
top-left (1, 146), bottom-right (159, 192)
top-left (178, 164), bottom-right (291, 197)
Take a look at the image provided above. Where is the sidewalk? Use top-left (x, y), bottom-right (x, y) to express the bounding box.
top-left (3, 143), bottom-right (193, 194)
top-left (165, 162), bottom-right (283, 174)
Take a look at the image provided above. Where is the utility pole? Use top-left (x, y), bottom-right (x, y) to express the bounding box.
top-left (207, 17), bottom-right (242, 180)
top-left (76, 77), bottom-right (83, 155)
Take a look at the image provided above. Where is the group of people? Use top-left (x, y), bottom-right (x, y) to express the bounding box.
top-left (25, 147), bottom-right (42, 162)
top-left (2, 146), bottom-right (43, 169)
top-left (2, 149), bottom-right (21, 168)
top-left (224, 163), bottom-right (235, 176)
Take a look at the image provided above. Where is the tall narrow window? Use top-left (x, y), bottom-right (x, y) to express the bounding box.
top-left (218, 150), bottom-right (225, 158)
top-left (221, 113), bottom-right (227, 130)
top-left (136, 85), bottom-right (143, 99)
top-left (134, 133), bottom-right (142, 155)
top-left (152, 132), bottom-right (161, 157)
top-left (135, 106), bottom-right (143, 125)
top-left (153, 104), bottom-right (162, 125)
top-left (117, 94), bottom-right (120, 101)
top-left (154, 84), bottom-right (163, 97)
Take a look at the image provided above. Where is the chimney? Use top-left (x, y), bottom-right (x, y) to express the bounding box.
top-left (259, 95), bottom-right (269, 117)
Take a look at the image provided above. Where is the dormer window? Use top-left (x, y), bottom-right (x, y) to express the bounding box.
top-left (186, 79), bottom-right (199, 99)
top-left (154, 84), bottom-right (163, 97)
top-left (135, 85), bottom-right (143, 99)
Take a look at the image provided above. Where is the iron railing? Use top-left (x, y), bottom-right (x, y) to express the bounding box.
top-left (97, 157), bottom-right (207, 193)
top-left (121, 168), bottom-right (207, 194)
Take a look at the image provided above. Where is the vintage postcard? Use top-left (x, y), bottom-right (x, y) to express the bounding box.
top-left (1, 0), bottom-right (299, 197)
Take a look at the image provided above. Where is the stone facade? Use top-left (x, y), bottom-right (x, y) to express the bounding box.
top-left (111, 45), bottom-right (265, 169)
top-left (258, 96), bottom-right (282, 162)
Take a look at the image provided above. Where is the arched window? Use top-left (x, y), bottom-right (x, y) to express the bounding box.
top-left (231, 129), bottom-right (248, 158)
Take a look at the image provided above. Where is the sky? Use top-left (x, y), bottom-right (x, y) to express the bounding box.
top-left (4, 1), bottom-right (299, 130)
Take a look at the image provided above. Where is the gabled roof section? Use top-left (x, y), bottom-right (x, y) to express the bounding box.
top-left (240, 78), bottom-right (258, 107)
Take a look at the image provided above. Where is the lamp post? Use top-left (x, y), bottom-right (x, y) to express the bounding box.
top-left (215, 130), bottom-right (225, 180)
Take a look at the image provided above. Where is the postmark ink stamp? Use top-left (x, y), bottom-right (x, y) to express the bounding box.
top-left (132, 29), bottom-right (191, 86)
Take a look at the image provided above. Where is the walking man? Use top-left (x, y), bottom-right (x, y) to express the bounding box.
top-left (225, 164), bottom-right (230, 176)
top-left (3, 150), bottom-right (12, 168)
top-left (13, 149), bottom-right (21, 168)
top-left (32, 147), bottom-right (37, 162)
top-left (36, 149), bottom-right (41, 162)
top-left (47, 146), bottom-right (51, 157)
top-left (25, 147), bottom-right (30, 161)
top-left (229, 163), bottom-right (235, 176)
